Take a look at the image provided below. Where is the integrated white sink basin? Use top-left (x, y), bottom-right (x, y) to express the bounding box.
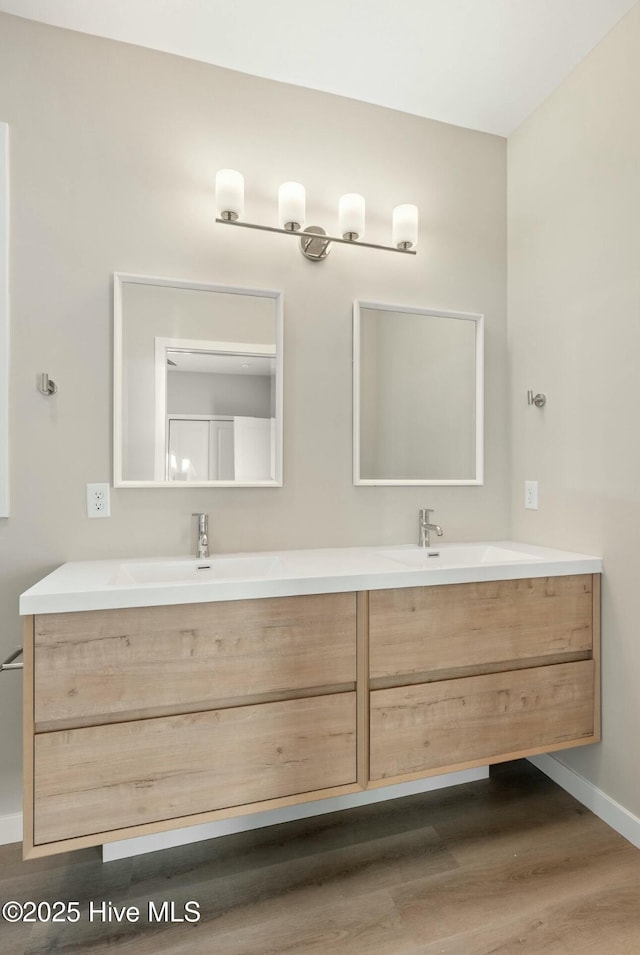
top-left (111, 555), bottom-right (284, 586)
top-left (378, 543), bottom-right (546, 569)
top-left (19, 541), bottom-right (602, 615)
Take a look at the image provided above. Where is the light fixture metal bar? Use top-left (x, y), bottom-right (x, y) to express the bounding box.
top-left (215, 218), bottom-right (417, 255)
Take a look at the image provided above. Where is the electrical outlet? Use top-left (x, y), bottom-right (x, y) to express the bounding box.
top-left (86, 483), bottom-right (111, 519)
top-left (524, 480), bottom-right (538, 510)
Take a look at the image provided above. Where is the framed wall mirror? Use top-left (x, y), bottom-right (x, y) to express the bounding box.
top-left (353, 301), bottom-right (483, 485)
top-left (114, 275), bottom-right (283, 487)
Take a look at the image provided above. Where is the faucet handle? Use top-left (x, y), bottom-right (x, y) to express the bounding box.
top-left (192, 512), bottom-right (208, 531)
top-left (420, 507), bottom-right (433, 523)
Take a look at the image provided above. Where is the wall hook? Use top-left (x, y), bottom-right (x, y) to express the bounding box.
top-left (39, 373), bottom-right (57, 396)
top-left (527, 389), bottom-right (546, 408)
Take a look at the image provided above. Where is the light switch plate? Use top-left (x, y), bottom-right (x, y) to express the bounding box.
top-left (524, 480), bottom-right (538, 510)
top-left (86, 482), bottom-right (111, 518)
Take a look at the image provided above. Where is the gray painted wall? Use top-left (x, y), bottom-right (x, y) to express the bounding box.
top-left (0, 13), bottom-right (507, 816)
top-left (167, 371), bottom-right (272, 418)
top-left (509, 4), bottom-right (640, 818)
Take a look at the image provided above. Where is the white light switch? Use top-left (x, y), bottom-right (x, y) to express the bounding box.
top-left (524, 480), bottom-right (538, 510)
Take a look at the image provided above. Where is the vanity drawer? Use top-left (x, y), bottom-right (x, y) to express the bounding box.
top-left (33, 691), bottom-right (357, 845)
top-left (34, 592), bottom-right (357, 728)
top-left (370, 660), bottom-right (595, 781)
top-left (369, 575), bottom-right (594, 683)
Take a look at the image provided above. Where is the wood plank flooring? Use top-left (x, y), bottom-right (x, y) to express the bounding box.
top-left (1, 760), bottom-right (640, 954)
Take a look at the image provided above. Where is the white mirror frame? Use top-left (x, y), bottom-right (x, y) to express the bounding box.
top-left (353, 300), bottom-right (484, 486)
top-left (113, 274), bottom-right (284, 487)
top-left (0, 123), bottom-right (9, 517)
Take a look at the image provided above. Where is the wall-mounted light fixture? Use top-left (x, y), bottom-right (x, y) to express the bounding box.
top-left (215, 169), bottom-right (418, 263)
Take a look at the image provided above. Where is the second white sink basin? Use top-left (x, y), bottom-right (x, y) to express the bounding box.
top-left (378, 544), bottom-right (546, 569)
top-left (111, 555), bottom-right (284, 585)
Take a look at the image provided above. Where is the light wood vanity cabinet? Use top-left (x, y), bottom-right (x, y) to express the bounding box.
top-left (34, 693), bottom-right (356, 844)
top-left (369, 575), bottom-right (594, 682)
top-left (367, 575), bottom-right (600, 783)
top-left (23, 574), bottom-right (600, 858)
top-left (34, 594), bottom-right (357, 727)
top-left (25, 592), bottom-right (358, 855)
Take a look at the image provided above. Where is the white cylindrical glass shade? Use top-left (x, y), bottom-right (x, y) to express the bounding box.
top-left (215, 169), bottom-right (244, 220)
top-left (278, 181), bottom-right (305, 231)
top-left (392, 204), bottom-right (419, 249)
top-left (339, 193), bottom-right (365, 240)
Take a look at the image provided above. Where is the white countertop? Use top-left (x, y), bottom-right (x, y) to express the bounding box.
top-left (19, 541), bottom-right (603, 615)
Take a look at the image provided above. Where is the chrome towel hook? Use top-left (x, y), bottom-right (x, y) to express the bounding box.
top-left (527, 389), bottom-right (546, 408)
top-left (39, 373), bottom-right (57, 396)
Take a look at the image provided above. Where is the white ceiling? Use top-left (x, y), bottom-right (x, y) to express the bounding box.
top-left (0, 0), bottom-right (636, 135)
top-left (167, 350), bottom-right (274, 376)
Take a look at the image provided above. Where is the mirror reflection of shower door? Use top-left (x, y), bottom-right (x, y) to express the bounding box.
top-left (167, 417), bottom-right (234, 480)
top-left (167, 419), bottom-right (208, 481)
top-left (210, 419), bottom-right (234, 480)
top-left (233, 416), bottom-right (274, 481)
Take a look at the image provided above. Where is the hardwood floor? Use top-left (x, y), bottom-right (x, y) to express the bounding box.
top-left (1, 760), bottom-right (640, 954)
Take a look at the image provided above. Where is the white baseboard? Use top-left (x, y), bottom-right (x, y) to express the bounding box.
top-left (103, 766), bottom-right (489, 862)
top-left (528, 754), bottom-right (640, 850)
top-left (0, 811), bottom-right (22, 846)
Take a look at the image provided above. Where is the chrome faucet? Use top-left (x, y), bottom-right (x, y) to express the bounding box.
top-left (192, 513), bottom-right (209, 559)
top-left (419, 508), bottom-right (443, 548)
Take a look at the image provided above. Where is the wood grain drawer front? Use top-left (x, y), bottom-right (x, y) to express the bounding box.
top-left (369, 576), bottom-right (593, 682)
top-left (34, 593), bottom-right (356, 726)
top-left (370, 660), bottom-right (595, 781)
top-left (33, 692), bottom-right (356, 845)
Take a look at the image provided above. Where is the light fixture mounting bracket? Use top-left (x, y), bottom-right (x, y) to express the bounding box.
top-left (299, 226), bottom-right (331, 262)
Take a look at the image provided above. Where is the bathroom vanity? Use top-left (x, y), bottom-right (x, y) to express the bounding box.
top-left (20, 542), bottom-right (601, 859)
